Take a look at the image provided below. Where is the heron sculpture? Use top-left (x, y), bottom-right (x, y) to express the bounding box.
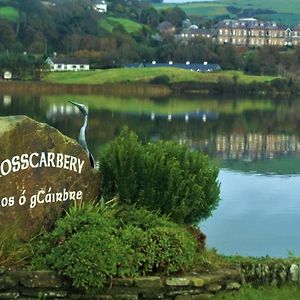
top-left (68, 100), bottom-right (95, 168)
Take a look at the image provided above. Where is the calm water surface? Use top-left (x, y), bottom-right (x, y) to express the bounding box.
top-left (1, 93), bottom-right (300, 257)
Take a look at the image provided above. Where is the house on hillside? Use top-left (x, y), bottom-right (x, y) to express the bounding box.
top-left (215, 18), bottom-right (298, 46)
top-left (125, 61), bottom-right (221, 72)
top-left (158, 21), bottom-right (176, 37)
top-left (175, 26), bottom-right (212, 42)
top-left (292, 24), bottom-right (300, 45)
top-left (94, 0), bottom-right (107, 13)
top-left (45, 57), bottom-right (90, 71)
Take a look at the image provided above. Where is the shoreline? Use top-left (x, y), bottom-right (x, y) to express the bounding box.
top-left (0, 79), bottom-right (294, 98)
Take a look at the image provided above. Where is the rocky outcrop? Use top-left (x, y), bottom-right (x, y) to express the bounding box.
top-left (0, 116), bottom-right (100, 240)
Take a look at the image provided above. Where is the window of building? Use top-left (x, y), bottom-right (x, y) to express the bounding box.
top-left (57, 64), bottom-right (62, 69)
top-left (72, 65), bottom-right (77, 69)
top-left (219, 29), bottom-right (223, 34)
top-left (80, 65), bottom-right (84, 69)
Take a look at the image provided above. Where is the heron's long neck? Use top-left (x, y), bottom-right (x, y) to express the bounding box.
top-left (79, 115), bottom-right (89, 153)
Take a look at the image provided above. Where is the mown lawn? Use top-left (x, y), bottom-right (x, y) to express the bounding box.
top-left (0, 6), bottom-right (18, 21)
top-left (214, 284), bottom-right (300, 300)
top-left (99, 16), bottom-right (143, 33)
top-left (44, 68), bottom-right (276, 85)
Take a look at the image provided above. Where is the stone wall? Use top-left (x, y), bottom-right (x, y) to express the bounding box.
top-left (0, 263), bottom-right (299, 299)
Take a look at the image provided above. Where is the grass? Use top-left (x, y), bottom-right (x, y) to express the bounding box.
top-left (99, 16), bottom-right (143, 33)
top-left (214, 284), bottom-right (300, 300)
top-left (0, 6), bottom-right (18, 21)
top-left (43, 68), bottom-right (277, 85)
top-left (0, 222), bottom-right (30, 267)
top-left (154, 0), bottom-right (300, 26)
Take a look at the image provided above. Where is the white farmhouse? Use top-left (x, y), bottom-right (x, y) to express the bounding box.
top-left (45, 57), bottom-right (90, 71)
top-left (94, 0), bottom-right (107, 13)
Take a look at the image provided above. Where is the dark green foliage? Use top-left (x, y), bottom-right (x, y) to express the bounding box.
top-left (100, 128), bottom-right (143, 203)
top-left (30, 204), bottom-right (198, 292)
top-left (269, 78), bottom-right (290, 93)
top-left (100, 127), bottom-right (220, 224)
top-left (150, 75), bottom-right (170, 85)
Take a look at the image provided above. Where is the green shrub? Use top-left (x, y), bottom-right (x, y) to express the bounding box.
top-left (147, 225), bottom-right (197, 273)
top-left (30, 204), bottom-right (198, 292)
top-left (100, 128), bottom-right (143, 203)
top-left (150, 75), bottom-right (170, 85)
top-left (116, 206), bottom-right (197, 274)
top-left (30, 204), bottom-right (128, 292)
top-left (100, 127), bottom-right (220, 224)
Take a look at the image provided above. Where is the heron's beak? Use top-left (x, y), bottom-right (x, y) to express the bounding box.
top-left (68, 100), bottom-right (81, 108)
top-left (68, 100), bottom-right (87, 115)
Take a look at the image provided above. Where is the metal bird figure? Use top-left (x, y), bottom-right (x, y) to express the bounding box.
top-left (68, 100), bottom-right (95, 168)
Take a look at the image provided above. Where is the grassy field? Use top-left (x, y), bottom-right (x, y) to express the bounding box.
top-left (44, 68), bottom-right (276, 85)
top-left (154, 0), bottom-right (300, 26)
top-left (0, 6), bottom-right (18, 21)
top-left (99, 16), bottom-right (143, 33)
top-left (215, 284), bottom-right (300, 300)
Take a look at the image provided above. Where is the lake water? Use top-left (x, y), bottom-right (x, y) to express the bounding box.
top-left (1, 93), bottom-right (300, 257)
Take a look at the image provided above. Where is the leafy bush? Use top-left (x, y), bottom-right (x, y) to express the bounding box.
top-left (100, 128), bottom-right (143, 203)
top-left (30, 204), bottom-right (128, 292)
top-left (30, 204), bottom-right (198, 292)
top-left (100, 127), bottom-right (220, 224)
top-left (150, 75), bottom-right (170, 85)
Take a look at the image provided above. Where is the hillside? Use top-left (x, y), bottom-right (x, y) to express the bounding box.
top-left (0, 0), bottom-right (153, 58)
top-left (154, 0), bottom-right (300, 27)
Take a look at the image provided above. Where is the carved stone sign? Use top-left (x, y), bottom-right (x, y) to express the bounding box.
top-left (0, 116), bottom-right (100, 240)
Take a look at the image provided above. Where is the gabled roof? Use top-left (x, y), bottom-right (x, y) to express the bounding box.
top-left (47, 57), bottom-right (89, 65)
top-left (216, 18), bottom-right (286, 30)
top-left (125, 63), bottom-right (221, 71)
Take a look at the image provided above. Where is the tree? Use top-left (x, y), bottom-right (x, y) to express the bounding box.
top-left (162, 7), bottom-right (186, 28)
top-left (100, 128), bottom-right (220, 225)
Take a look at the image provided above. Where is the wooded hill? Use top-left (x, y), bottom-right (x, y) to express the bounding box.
top-left (0, 0), bottom-right (187, 67)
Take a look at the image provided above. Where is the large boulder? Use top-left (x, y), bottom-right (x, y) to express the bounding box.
top-left (0, 116), bottom-right (100, 240)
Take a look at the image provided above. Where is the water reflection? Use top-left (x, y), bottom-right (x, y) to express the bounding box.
top-left (1, 93), bottom-right (300, 257)
top-left (2, 94), bottom-right (300, 171)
